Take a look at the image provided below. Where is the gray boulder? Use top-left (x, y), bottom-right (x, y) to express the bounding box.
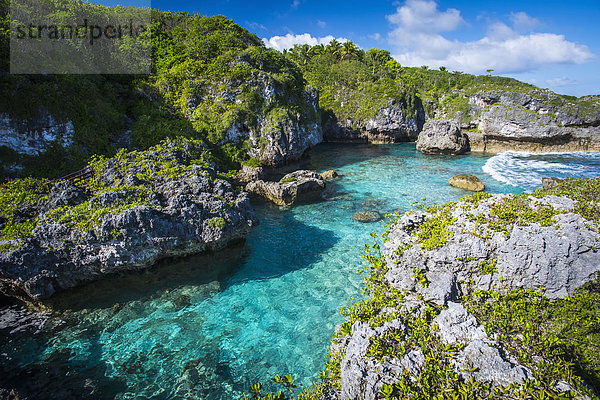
top-left (416, 119), bottom-right (469, 155)
top-left (384, 194), bottom-right (600, 301)
top-left (434, 302), bottom-right (531, 386)
top-left (245, 170), bottom-right (325, 206)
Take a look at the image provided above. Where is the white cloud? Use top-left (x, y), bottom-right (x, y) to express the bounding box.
top-left (387, 0), bottom-right (594, 74)
top-left (369, 33), bottom-right (382, 41)
top-left (291, 0), bottom-right (300, 9)
top-left (386, 0), bottom-right (463, 34)
top-left (547, 77), bottom-right (579, 87)
top-left (510, 11), bottom-right (542, 32)
top-left (317, 20), bottom-right (327, 28)
top-left (263, 33), bottom-right (349, 52)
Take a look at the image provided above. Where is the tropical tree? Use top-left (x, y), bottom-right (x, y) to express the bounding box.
top-left (366, 48), bottom-right (392, 75)
top-left (338, 41), bottom-right (360, 61)
top-left (327, 38), bottom-right (342, 55)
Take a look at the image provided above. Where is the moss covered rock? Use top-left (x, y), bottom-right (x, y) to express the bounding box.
top-left (448, 174), bottom-right (485, 192)
top-left (0, 138), bottom-right (258, 301)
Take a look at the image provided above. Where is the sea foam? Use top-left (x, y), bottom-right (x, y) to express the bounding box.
top-left (483, 151), bottom-right (600, 191)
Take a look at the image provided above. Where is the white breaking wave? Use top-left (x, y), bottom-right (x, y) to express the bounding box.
top-left (483, 151), bottom-right (600, 191)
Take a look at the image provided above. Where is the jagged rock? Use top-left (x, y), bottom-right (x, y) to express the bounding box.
top-left (340, 320), bottom-right (407, 400)
top-left (416, 119), bottom-right (469, 155)
top-left (321, 170), bottom-right (339, 180)
top-left (329, 189), bottom-right (600, 400)
top-left (448, 174), bottom-right (485, 192)
top-left (384, 194), bottom-right (600, 301)
top-left (0, 112), bottom-right (74, 156)
top-left (434, 303), bottom-right (531, 386)
top-left (462, 91), bottom-right (600, 153)
top-left (351, 211), bottom-right (381, 223)
top-left (542, 177), bottom-right (564, 190)
top-left (245, 170), bottom-right (325, 206)
top-left (194, 77), bottom-right (322, 167)
top-left (0, 140), bottom-right (258, 301)
top-left (324, 101), bottom-right (426, 144)
top-left (234, 165), bottom-right (264, 185)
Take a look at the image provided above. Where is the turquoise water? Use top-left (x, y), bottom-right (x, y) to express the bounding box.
top-left (2, 144), bottom-right (596, 399)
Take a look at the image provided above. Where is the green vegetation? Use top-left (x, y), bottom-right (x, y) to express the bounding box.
top-left (0, 1), bottom-right (318, 180)
top-left (0, 137), bottom-right (213, 250)
top-left (0, 177), bottom-right (50, 251)
top-left (465, 284), bottom-right (600, 397)
top-left (279, 177), bottom-right (297, 185)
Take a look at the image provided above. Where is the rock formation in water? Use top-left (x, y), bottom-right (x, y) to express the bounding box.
top-left (0, 138), bottom-right (258, 301)
top-left (416, 119), bottom-right (469, 155)
top-left (245, 170), bottom-right (326, 206)
top-left (448, 174), bottom-right (485, 192)
top-left (324, 178), bottom-right (600, 399)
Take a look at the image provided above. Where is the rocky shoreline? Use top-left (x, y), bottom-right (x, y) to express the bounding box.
top-left (0, 138), bottom-right (258, 301)
top-left (321, 178), bottom-right (600, 399)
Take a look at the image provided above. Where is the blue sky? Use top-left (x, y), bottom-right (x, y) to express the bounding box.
top-left (135, 0), bottom-right (599, 96)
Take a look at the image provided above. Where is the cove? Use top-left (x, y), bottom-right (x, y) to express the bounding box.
top-left (3, 143), bottom-right (595, 399)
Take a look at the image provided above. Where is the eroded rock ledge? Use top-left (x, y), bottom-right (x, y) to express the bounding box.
top-left (0, 138), bottom-right (258, 301)
top-left (324, 178), bottom-right (600, 399)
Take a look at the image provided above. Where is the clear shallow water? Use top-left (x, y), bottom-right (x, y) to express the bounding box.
top-left (1, 144), bottom-right (599, 399)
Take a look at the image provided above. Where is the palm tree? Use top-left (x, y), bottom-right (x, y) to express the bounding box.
top-left (327, 39), bottom-right (342, 55)
top-left (338, 41), bottom-right (359, 61)
top-left (309, 44), bottom-right (326, 57)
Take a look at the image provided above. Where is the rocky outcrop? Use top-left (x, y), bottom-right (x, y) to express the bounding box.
top-left (0, 139), bottom-right (258, 301)
top-left (188, 70), bottom-right (323, 167)
top-left (245, 170), bottom-right (325, 206)
top-left (451, 91), bottom-right (600, 153)
top-left (416, 119), bottom-right (469, 155)
top-left (448, 174), bottom-right (485, 192)
top-left (324, 101), bottom-right (426, 144)
top-left (329, 184), bottom-right (600, 399)
top-left (384, 194), bottom-right (600, 302)
top-left (234, 165), bottom-right (265, 185)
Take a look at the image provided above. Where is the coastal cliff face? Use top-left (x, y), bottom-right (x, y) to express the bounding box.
top-left (323, 99), bottom-right (426, 144)
top-left (438, 90), bottom-right (600, 153)
top-left (0, 138), bottom-right (257, 301)
top-left (323, 178), bottom-right (600, 399)
top-left (185, 66), bottom-right (323, 167)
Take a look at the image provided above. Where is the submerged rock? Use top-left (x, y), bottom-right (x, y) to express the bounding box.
top-left (0, 139), bottom-right (258, 301)
top-left (448, 174), bottom-right (485, 192)
top-left (416, 119), bottom-right (470, 155)
top-left (245, 170), bottom-right (325, 206)
top-left (351, 211), bottom-right (382, 223)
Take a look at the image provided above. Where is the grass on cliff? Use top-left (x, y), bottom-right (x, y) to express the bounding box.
top-left (0, 138), bottom-right (216, 251)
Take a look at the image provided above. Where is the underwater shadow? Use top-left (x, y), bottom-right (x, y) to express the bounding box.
top-left (46, 243), bottom-right (250, 312)
top-left (220, 202), bottom-right (339, 288)
top-left (0, 335), bottom-right (127, 400)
